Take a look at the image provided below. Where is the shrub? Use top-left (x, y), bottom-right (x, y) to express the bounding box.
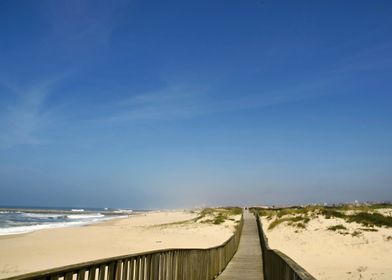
top-left (321, 209), bottom-right (346, 219)
top-left (268, 215), bottom-right (310, 230)
top-left (213, 213), bottom-right (226, 224)
top-left (348, 212), bottom-right (392, 228)
top-left (327, 224), bottom-right (347, 231)
top-left (351, 230), bottom-right (362, 237)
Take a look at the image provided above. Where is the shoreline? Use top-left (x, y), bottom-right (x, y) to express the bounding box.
top-left (0, 207), bottom-right (132, 215)
top-left (0, 215), bottom-right (128, 237)
top-left (0, 208), bottom-right (140, 236)
top-left (0, 210), bottom-right (239, 279)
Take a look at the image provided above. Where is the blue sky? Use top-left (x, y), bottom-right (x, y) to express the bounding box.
top-left (0, 0), bottom-right (391, 209)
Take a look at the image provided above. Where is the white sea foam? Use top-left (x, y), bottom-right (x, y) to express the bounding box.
top-left (0, 215), bottom-right (121, 236)
top-left (66, 214), bottom-right (105, 220)
top-left (0, 221), bottom-right (88, 235)
top-left (113, 209), bottom-right (133, 214)
top-left (22, 213), bottom-right (65, 219)
top-left (71, 209), bottom-right (85, 212)
top-left (0, 211), bottom-right (21, 214)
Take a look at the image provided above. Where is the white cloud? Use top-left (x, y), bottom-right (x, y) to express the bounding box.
top-left (104, 84), bottom-right (209, 122)
top-left (0, 81), bottom-right (58, 148)
top-left (100, 76), bottom-right (341, 124)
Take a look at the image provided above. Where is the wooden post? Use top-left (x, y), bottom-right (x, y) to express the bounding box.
top-left (122, 260), bottom-right (128, 280)
top-left (77, 269), bottom-right (86, 280)
top-left (88, 267), bottom-right (97, 280)
top-left (5, 214), bottom-right (247, 280)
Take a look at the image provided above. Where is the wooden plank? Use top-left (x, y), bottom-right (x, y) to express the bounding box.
top-left (98, 265), bottom-right (106, 280)
top-left (217, 211), bottom-right (264, 280)
top-left (140, 257), bottom-right (144, 280)
top-left (114, 260), bottom-right (122, 280)
top-left (133, 258), bottom-right (138, 280)
top-left (145, 255), bottom-right (150, 280)
top-left (4, 213), bottom-right (249, 280)
top-left (88, 267), bottom-right (97, 280)
top-left (77, 269), bottom-right (86, 280)
top-left (129, 258), bottom-right (135, 280)
top-left (122, 260), bottom-right (128, 280)
top-left (64, 272), bottom-right (73, 280)
top-left (107, 262), bottom-right (115, 280)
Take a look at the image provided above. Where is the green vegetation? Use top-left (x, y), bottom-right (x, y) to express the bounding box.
top-left (197, 207), bottom-right (242, 225)
top-left (351, 230), bottom-right (362, 237)
top-left (320, 209), bottom-right (345, 219)
top-left (222, 207), bottom-right (243, 215)
top-left (268, 215), bottom-right (310, 230)
top-left (254, 203), bottom-right (392, 231)
top-left (153, 207), bottom-right (242, 228)
top-left (360, 228), bottom-right (378, 232)
top-left (347, 212), bottom-right (392, 228)
top-left (255, 207), bottom-right (315, 230)
top-left (323, 211), bottom-right (392, 228)
top-left (257, 207), bottom-right (312, 218)
top-left (295, 222), bottom-right (307, 229)
top-left (212, 213), bottom-right (226, 225)
top-left (327, 224), bottom-right (347, 231)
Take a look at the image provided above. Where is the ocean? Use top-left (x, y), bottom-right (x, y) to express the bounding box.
top-left (0, 206), bottom-right (133, 235)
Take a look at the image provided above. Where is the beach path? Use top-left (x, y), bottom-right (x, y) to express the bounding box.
top-left (217, 210), bottom-right (264, 280)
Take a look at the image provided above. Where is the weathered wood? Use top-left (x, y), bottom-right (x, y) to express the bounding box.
top-left (140, 256), bottom-right (144, 280)
top-left (152, 253), bottom-right (159, 280)
top-left (98, 265), bottom-right (106, 280)
top-left (114, 260), bottom-right (122, 280)
top-left (122, 260), bottom-right (128, 280)
top-left (217, 211), bottom-right (264, 280)
top-left (128, 258), bottom-right (134, 280)
top-left (255, 214), bottom-right (317, 280)
top-left (107, 262), bottom-right (115, 280)
top-left (88, 267), bottom-right (97, 280)
top-left (77, 269), bottom-right (86, 280)
top-left (64, 272), bottom-right (73, 280)
top-left (134, 258), bottom-right (139, 280)
top-left (4, 214), bottom-right (245, 280)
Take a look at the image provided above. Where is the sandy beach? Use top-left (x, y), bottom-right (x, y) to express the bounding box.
top-left (0, 210), bottom-right (240, 279)
top-left (260, 207), bottom-right (392, 280)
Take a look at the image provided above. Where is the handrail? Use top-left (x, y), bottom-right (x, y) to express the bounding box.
top-left (255, 214), bottom-right (317, 280)
top-left (4, 215), bottom-right (244, 280)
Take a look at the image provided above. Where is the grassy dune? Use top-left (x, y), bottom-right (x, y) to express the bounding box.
top-left (254, 204), bottom-right (392, 233)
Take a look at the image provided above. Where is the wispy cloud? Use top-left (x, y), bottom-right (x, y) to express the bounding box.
top-left (99, 76), bottom-right (341, 124)
top-left (0, 71), bottom-right (345, 149)
top-left (103, 84), bottom-right (209, 122)
top-left (0, 39), bottom-right (375, 149)
top-left (0, 80), bottom-right (59, 148)
top-left (218, 77), bottom-right (342, 113)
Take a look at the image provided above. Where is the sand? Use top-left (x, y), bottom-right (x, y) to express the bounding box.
top-left (0, 210), bottom-right (239, 279)
top-left (261, 214), bottom-right (392, 280)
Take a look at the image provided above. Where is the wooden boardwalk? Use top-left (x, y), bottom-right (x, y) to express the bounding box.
top-left (217, 210), bottom-right (264, 280)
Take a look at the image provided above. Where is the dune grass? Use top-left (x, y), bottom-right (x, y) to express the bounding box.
top-left (327, 224), bottom-right (347, 231)
top-left (197, 207), bottom-right (242, 225)
top-left (255, 204), bottom-right (392, 230)
top-left (153, 207), bottom-right (242, 228)
top-left (268, 215), bottom-right (310, 230)
top-left (347, 212), bottom-right (392, 227)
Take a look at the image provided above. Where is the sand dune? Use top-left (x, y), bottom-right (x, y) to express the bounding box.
top-left (261, 211), bottom-right (392, 280)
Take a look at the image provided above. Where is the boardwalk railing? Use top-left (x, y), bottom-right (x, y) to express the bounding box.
top-left (5, 216), bottom-right (243, 280)
top-left (255, 214), bottom-right (317, 280)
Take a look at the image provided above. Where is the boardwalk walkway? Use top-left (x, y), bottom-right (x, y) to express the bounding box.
top-left (217, 210), bottom-right (264, 280)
